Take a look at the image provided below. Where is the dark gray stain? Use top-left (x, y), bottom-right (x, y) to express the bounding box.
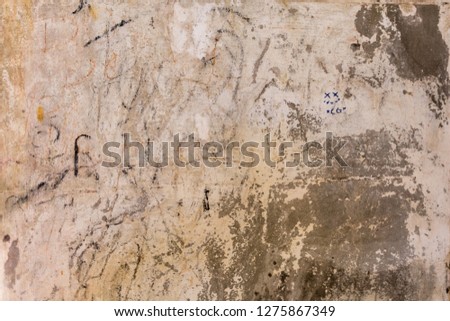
top-left (201, 192), bottom-right (267, 300)
top-left (354, 5), bottom-right (449, 125)
top-left (261, 178), bottom-right (424, 300)
top-left (355, 5), bottom-right (383, 39)
top-left (4, 240), bottom-right (19, 289)
top-left (350, 42), bottom-right (361, 51)
top-left (285, 101), bottom-right (322, 141)
top-left (203, 129), bottom-right (432, 300)
top-left (385, 5), bottom-right (448, 85)
top-left (354, 5), bottom-right (383, 59)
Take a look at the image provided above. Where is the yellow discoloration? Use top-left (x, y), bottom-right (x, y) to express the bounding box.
top-left (37, 106), bottom-right (44, 122)
top-left (88, 5), bottom-right (98, 20)
top-left (1, 1), bottom-right (33, 299)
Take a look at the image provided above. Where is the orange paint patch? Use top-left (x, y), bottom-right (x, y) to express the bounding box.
top-left (37, 105), bottom-right (44, 122)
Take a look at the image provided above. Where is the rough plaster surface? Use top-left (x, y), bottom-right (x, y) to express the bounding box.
top-left (1, 0), bottom-right (450, 300)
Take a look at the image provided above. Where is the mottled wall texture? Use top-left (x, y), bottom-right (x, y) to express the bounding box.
top-left (1, 0), bottom-right (450, 300)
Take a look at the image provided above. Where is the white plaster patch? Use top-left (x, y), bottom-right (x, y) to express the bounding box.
top-left (170, 3), bottom-right (216, 59)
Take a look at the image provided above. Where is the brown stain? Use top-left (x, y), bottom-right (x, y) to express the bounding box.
top-left (1, 0), bottom-right (33, 91)
top-left (4, 240), bottom-right (20, 289)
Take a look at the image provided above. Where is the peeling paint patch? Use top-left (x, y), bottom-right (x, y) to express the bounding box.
top-left (205, 128), bottom-right (429, 300)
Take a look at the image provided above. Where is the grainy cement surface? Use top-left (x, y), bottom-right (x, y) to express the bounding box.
top-left (1, 0), bottom-right (450, 300)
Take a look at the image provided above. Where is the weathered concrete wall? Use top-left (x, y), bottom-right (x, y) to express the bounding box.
top-left (1, 0), bottom-right (449, 300)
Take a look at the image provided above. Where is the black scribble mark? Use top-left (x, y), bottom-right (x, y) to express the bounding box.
top-left (123, 242), bottom-right (144, 300)
top-left (6, 169), bottom-right (69, 208)
top-left (72, 0), bottom-right (88, 15)
top-left (51, 170), bottom-right (69, 189)
top-left (111, 19), bottom-right (131, 31)
top-left (121, 102), bottom-right (130, 110)
top-left (125, 68), bottom-right (144, 112)
top-left (214, 7), bottom-right (250, 23)
top-left (65, 197), bottom-right (74, 208)
top-left (102, 194), bottom-right (118, 214)
top-left (153, 253), bottom-right (179, 273)
top-left (84, 35), bottom-right (101, 47)
top-left (50, 124), bottom-right (60, 142)
top-left (201, 55), bottom-right (218, 67)
top-left (37, 181), bottom-right (46, 190)
top-left (71, 231), bottom-right (121, 299)
top-left (203, 188), bottom-right (210, 211)
top-left (255, 78), bottom-right (277, 102)
top-left (217, 29), bottom-right (241, 41)
top-left (216, 29), bottom-right (244, 102)
top-left (131, 243), bottom-right (142, 281)
top-left (105, 196), bottom-right (148, 227)
top-left (84, 19), bottom-right (132, 47)
top-left (252, 38), bottom-right (271, 83)
top-left (74, 134), bottom-right (91, 176)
